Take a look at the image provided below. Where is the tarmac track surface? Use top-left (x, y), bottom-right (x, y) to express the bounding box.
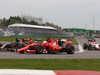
top-left (0, 38), bottom-right (100, 59)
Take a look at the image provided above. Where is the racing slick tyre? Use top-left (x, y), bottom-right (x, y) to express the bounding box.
top-left (35, 45), bottom-right (44, 54)
top-left (0, 43), bottom-right (2, 50)
top-left (88, 44), bottom-right (92, 50)
top-left (66, 45), bottom-right (75, 54)
top-left (0, 43), bottom-right (2, 47)
top-left (83, 43), bottom-right (87, 49)
top-left (19, 50), bottom-right (25, 54)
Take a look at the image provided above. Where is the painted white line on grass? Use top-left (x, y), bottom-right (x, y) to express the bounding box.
top-left (0, 69), bottom-right (56, 75)
top-left (75, 38), bottom-right (84, 53)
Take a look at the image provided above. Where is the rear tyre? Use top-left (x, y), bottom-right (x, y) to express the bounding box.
top-left (83, 43), bottom-right (87, 49)
top-left (35, 45), bottom-right (44, 54)
top-left (67, 45), bottom-right (75, 54)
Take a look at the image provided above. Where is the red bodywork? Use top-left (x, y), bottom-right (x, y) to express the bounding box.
top-left (43, 39), bottom-right (72, 51)
top-left (43, 39), bottom-right (62, 51)
top-left (17, 39), bottom-right (73, 54)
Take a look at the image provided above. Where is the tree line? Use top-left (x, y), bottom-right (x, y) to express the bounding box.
top-left (0, 16), bottom-right (39, 26)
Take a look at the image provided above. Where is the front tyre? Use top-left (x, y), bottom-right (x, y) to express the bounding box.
top-left (0, 43), bottom-right (2, 47)
top-left (66, 45), bottom-right (75, 54)
top-left (19, 50), bottom-right (25, 54)
top-left (35, 45), bottom-right (44, 54)
top-left (83, 43), bottom-right (87, 49)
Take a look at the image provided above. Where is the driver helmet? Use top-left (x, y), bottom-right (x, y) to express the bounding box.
top-left (35, 41), bottom-right (38, 43)
top-left (43, 41), bottom-right (47, 44)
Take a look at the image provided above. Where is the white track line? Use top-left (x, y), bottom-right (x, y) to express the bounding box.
top-left (75, 38), bottom-right (84, 53)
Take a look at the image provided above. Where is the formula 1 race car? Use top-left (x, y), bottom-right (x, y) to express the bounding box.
top-left (43, 39), bottom-right (75, 54)
top-left (83, 39), bottom-right (100, 50)
top-left (0, 42), bottom-right (17, 51)
top-left (0, 38), bottom-right (33, 52)
top-left (17, 38), bottom-right (75, 54)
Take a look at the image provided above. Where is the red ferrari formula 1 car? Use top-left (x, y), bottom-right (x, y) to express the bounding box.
top-left (43, 39), bottom-right (75, 54)
top-left (17, 38), bottom-right (75, 54)
top-left (83, 39), bottom-right (100, 50)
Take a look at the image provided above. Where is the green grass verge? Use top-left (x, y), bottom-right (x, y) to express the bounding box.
top-left (0, 59), bottom-right (100, 71)
top-left (0, 37), bottom-right (78, 45)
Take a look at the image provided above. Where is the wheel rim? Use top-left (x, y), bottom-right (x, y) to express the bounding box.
top-left (38, 48), bottom-right (43, 53)
top-left (37, 46), bottom-right (43, 53)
